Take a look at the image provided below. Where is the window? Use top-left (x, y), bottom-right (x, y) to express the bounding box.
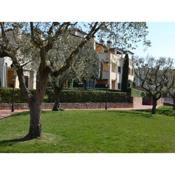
top-left (7, 68), bottom-right (15, 88)
top-left (112, 63), bottom-right (116, 72)
top-left (118, 66), bottom-right (121, 73)
top-left (103, 63), bottom-right (109, 72)
top-left (118, 83), bottom-right (121, 89)
top-left (129, 68), bottom-right (133, 75)
top-left (24, 76), bottom-right (29, 88)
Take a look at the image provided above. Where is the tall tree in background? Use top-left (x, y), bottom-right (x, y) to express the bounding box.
top-left (121, 53), bottom-right (129, 92)
top-left (0, 22), bottom-right (150, 139)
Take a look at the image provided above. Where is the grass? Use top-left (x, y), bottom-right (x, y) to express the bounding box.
top-left (0, 107), bottom-right (175, 152)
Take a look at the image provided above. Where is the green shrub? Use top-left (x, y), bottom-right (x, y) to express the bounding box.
top-left (46, 89), bottom-right (130, 103)
top-left (0, 88), bottom-right (130, 103)
top-left (0, 88), bottom-right (25, 103)
top-left (0, 88), bottom-right (35, 103)
top-left (131, 88), bottom-right (145, 97)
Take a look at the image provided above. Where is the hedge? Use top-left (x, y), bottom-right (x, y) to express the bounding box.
top-left (46, 89), bottom-right (130, 103)
top-left (0, 88), bottom-right (36, 103)
top-left (0, 88), bottom-right (130, 103)
top-left (131, 88), bottom-right (145, 97)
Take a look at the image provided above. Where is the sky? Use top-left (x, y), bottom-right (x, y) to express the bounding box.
top-left (134, 22), bottom-right (175, 59)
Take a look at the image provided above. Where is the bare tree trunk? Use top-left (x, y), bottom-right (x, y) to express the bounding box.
top-left (52, 99), bottom-right (60, 111)
top-left (173, 97), bottom-right (175, 110)
top-left (26, 97), bottom-right (42, 139)
top-left (25, 64), bottom-right (50, 139)
top-left (52, 89), bottom-right (62, 111)
top-left (152, 97), bottom-right (157, 114)
top-left (52, 73), bottom-right (67, 111)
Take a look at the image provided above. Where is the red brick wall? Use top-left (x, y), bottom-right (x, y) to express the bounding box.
top-left (0, 102), bottom-right (133, 110)
top-left (142, 97), bottom-right (164, 106)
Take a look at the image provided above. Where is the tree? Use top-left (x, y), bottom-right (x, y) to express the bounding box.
top-left (121, 53), bottom-right (129, 92)
top-left (49, 70), bottom-right (70, 111)
top-left (0, 22), bottom-right (103, 139)
top-left (0, 22), bottom-right (150, 139)
top-left (133, 56), bottom-right (173, 114)
top-left (166, 69), bottom-right (175, 110)
top-left (50, 39), bottom-right (99, 111)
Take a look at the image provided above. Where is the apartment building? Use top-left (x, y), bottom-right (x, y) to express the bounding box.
top-left (0, 29), bottom-right (134, 91)
top-left (0, 57), bottom-right (36, 89)
top-left (95, 42), bottom-right (134, 90)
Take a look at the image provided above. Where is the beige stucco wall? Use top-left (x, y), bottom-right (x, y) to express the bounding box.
top-left (98, 52), bottom-right (134, 90)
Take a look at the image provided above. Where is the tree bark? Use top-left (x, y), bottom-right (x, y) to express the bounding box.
top-left (52, 78), bottom-right (65, 111)
top-left (25, 63), bottom-right (50, 139)
top-left (26, 97), bottom-right (42, 139)
top-left (152, 98), bottom-right (157, 114)
top-left (52, 99), bottom-right (60, 111)
top-left (52, 89), bottom-right (62, 111)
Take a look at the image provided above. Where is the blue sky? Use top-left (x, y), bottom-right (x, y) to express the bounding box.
top-left (134, 22), bottom-right (175, 58)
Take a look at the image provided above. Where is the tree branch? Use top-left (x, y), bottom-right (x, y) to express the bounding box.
top-left (52, 22), bottom-right (103, 77)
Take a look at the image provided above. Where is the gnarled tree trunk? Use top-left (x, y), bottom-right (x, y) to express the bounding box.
top-left (52, 73), bottom-right (67, 111)
top-left (27, 97), bottom-right (42, 138)
top-left (52, 89), bottom-right (62, 111)
top-left (152, 97), bottom-right (157, 114)
top-left (25, 64), bottom-right (50, 139)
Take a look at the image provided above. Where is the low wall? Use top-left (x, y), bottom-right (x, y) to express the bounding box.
top-left (1, 97), bottom-right (161, 110)
top-left (0, 102), bottom-right (133, 110)
top-left (142, 97), bottom-right (164, 106)
top-left (132, 97), bottom-right (143, 108)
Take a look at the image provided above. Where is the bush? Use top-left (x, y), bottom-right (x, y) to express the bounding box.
top-left (46, 89), bottom-right (130, 103)
top-left (0, 88), bottom-right (130, 103)
top-left (131, 88), bottom-right (145, 97)
top-left (0, 88), bottom-right (25, 103)
top-left (0, 88), bottom-right (35, 103)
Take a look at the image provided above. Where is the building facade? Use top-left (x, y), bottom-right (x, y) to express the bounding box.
top-left (0, 36), bottom-right (134, 91)
top-left (0, 57), bottom-right (36, 89)
top-left (95, 43), bottom-right (134, 90)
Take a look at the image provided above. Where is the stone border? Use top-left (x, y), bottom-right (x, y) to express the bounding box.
top-left (0, 102), bottom-right (133, 110)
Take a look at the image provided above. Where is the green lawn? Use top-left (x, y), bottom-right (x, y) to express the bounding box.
top-left (0, 107), bottom-right (175, 153)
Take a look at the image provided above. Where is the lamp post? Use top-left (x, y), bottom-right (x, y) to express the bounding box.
top-left (105, 83), bottom-right (108, 110)
top-left (11, 76), bottom-right (15, 112)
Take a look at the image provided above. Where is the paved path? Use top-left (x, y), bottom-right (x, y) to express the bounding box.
top-left (0, 110), bottom-right (13, 119)
top-left (0, 104), bottom-right (154, 119)
top-left (0, 110), bottom-right (28, 119)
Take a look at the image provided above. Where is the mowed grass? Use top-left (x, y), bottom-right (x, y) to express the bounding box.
top-left (0, 107), bottom-right (175, 152)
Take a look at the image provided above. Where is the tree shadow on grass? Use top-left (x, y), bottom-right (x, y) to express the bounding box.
top-left (132, 111), bottom-right (154, 118)
top-left (107, 110), bottom-right (153, 118)
top-left (0, 136), bottom-right (32, 146)
top-left (11, 111), bottom-right (29, 117)
top-left (157, 109), bottom-right (175, 117)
